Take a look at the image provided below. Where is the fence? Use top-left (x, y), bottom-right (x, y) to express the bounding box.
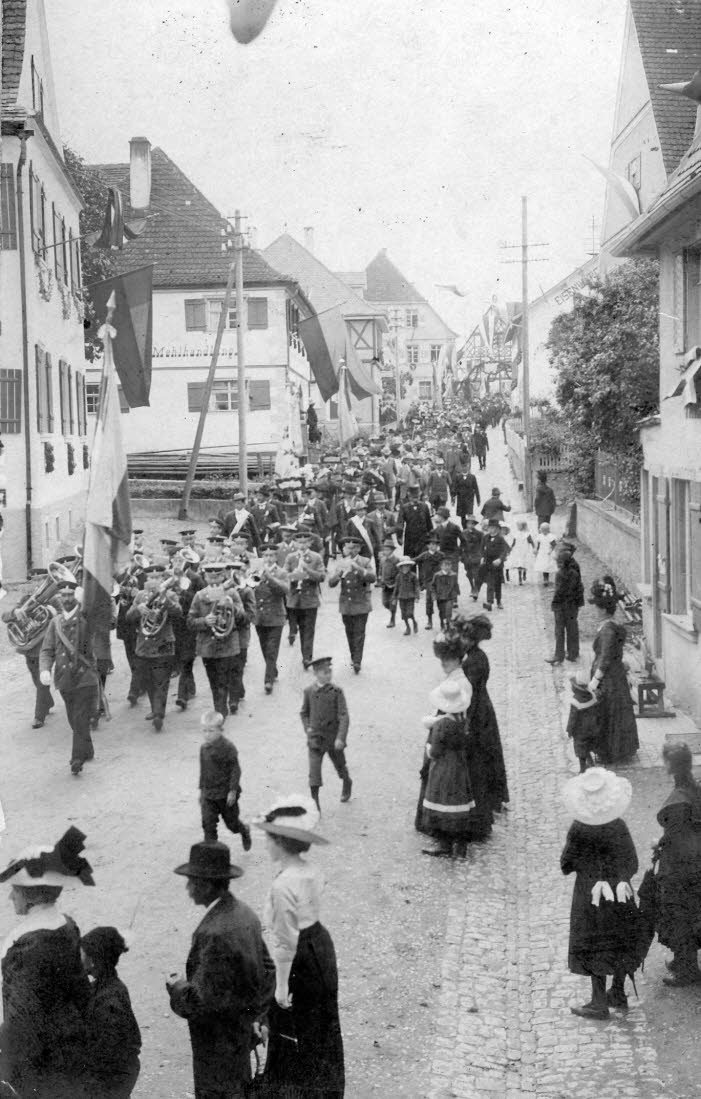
top-left (594, 449), bottom-right (640, 522)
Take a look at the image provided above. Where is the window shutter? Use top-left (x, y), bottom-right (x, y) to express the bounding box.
top-left (45, 352), bottom-right (54, 432)
top-left (187, 382), bottom-right (206, 411)
top-left (117, 386), bottom-right (130, 413)
top-left (35, 345), bottom-right (46, 432)
top-left (59, 359), bottom-right (68, 434)
top-left (75, 372), bottom-right (85, 435)
top-left (0, 369), bottom-right (22, 433)
top-left (0, 165), bottom-right (18, 250)
top-left (247, 297), bottom-right (268, 329)
top-left (52, 203), bottom-right (59, 278)
top-left (184, 299), bottom-right (206, 331)
top-left (249, 380), bottom-right (271, 410)
top-left (67, 363), bottom-right (74, 433)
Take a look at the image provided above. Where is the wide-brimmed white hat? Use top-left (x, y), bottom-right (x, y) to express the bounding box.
top-left (255, 795), bottom-right (329, 845)
top-left (561, 767), bottom-right (632, 825)
top-left (0, 827), bottom-right (95, 888)
top-left (429, 679), bottom-right (470, 715)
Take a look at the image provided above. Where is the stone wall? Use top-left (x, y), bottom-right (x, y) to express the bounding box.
top-left (576, 497), bottom-right (642, 593)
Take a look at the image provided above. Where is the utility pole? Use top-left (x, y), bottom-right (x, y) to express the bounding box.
top-left (235, 210), bottom-right (247, 497)
top-left (390, 306), bottom-right (403, 428)
top-left (521, 196), bottom-right (532, 510)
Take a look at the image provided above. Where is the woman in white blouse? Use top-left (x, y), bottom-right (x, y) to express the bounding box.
top-left (256, 795), bottom-right (345, 1098)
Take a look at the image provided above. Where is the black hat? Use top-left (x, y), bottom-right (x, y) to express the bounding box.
top-left (30, 567), bottom-right (48, 577)
top-left (57, 577), bottom-right (78, 592)
top-left (295, 527), bottom-right (314, 537)
top-left (174, 841), bottom-right (242, 880)
top-left (132, 528), bottom-right (144, 536)
top-left (340, 533), bottom-right (362, 545)
top-left (257, 486), bottom-right (271, 497)
top-left (160, 538), bottom-right (177, 548)
top-left (208, 535), bottom-right (225, 544)
top-left (427, 531), bottom-right (440, 542)
top-left (309, 656), bottom-right (332, 669)
top-left (143, 564), bottom-right (166, 574)
top-left (179, 529), bottom-right (196, 536)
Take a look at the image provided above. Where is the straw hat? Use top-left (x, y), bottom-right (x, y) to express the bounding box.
top-left (255, 794), bottom-right (329, 845)
top-left (561, 767), bottom-right (632, 826)
top-left (396, 556), bottom-right (416, 567)
top-left (429, 679), bottom-right (470, 714)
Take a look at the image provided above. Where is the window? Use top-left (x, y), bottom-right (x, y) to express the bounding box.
top-left (213, 380), bottom-right (238, 411)
top-left (187, 379), bottom-right (271, 412)
top-left (247, 298), bottom-right (268, 329)
top-left (75, 373), bottom-right (86, 435)
top-left (406, 309), bottom-right (419, 328)
top-left (208, 299), bottom-right (237, 331)
top-left (35, 345), bottom-right (54, 433)
top-left (671, 478), bottom-right (691, 614)
top-left (683, 248), bottom-right (701, 346)
top-left (430, 344), bottom-right (442, 363)
top-left (0, 165), bottom-right (17, 250)
top-left (117, 387), bottom-right (130, 414)
top-left (29, 168), bottom-right (46, 256)
top-left (0, 369), bottom-right (21, 433)
top-left (52, 206), bottom-right (67, 283)
top-left (59, 360), bottom-right (74, 434)
top-left (406, 344), bottom-right (419, 366)
top-left (626, 154), bottom-right (641, 194)
top-left (418, 380), bottom-right (433, 400)
top-left (86, 383), bottom-right (100, 416)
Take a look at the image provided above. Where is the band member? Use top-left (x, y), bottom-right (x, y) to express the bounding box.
top-left (1, 568), bottom-right (59, 729)
top-left (187, 560), bottom-right (247, 718)
top-left (116, 554), bottom-right (148, 705)
top-left (173, 550), bottom-right (204, 712)
top-left (221, 491), bottom-right (261, 550)
top-left (178, 528), bottom-right (207, 557)
top-left (227, 559), bottom-right (256, 715)
top-left (126, 564), bottom-right (183, 732)
top-left (298, 485), bottom-right (329, 542)
top-left (254, 546), bottom-right (289, 693)
top-left (39, 577), bottom-right (100, 774)
top-left (328, 533), bottom-right (376, 674)
top-left (284, 528), bottom-right (326, 669)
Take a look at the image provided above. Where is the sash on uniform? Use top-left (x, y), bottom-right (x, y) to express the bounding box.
top-left (349, 515), bottom-right (374, 558)
top-left (232, 509), bottom-right (251, 537)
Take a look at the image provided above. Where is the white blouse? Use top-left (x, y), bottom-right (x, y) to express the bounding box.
top-left (264, 859), bottom-right (323, 965)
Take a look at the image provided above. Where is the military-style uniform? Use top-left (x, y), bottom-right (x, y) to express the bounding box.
top-left (328, 554), bottom-right (376, 671)
top-left (40, 610), bottom-right (99, 768)
top-left (126, 591), bottom-right (182, 728)
top-left (228, 584), bottom-right (256, 712)
top-left (188, 585), bottom-right (246, 718)
top-left (284, 549), bottom-right (325, 668)
top-left (254, 568), bottom-right (289, 690)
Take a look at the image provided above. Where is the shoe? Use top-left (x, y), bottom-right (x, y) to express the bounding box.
top-left (453, 841), bottom-right (468, 858)
top-left (470, 594), bottom-right (478, 601)
top-left (545, 658), bottom-right (564, 665)
top-left (341, 776), bottom-right (352, 802)
top-left (127, 695), bottom-right (137, 707)
top-left (566, 657), bottom-right (578, 663)
top-left (421, 846), bottom-right (452, 858)
top-left (570, 1004), bottom-right (609, 1020)
top-left (665, 959), bottom-right (680, 973)
top-left (70, 760), bottom-right (83, 776)
top-left (403, 626), bottom-right (411, 636)
top-left (145, 713), bottom-right (154, 721)
top-left (496, 603), bottom-right (503, 610)
top-left (303, 661), bottom-right (311, 670)
top-left (663, 970), bottom-right (701, 987)
top-left (153, 717), bottom-right (163, 732)
top-left (31, 719), bottom-right (45, 729)
top-left (482, 603), bottom-right (492, 611)
top-left (606, 989), bottom-right (628, 1009)
top-left (352, 663), bottom-right (361, 674)
top-left (386, 621), bottom-right (396, 628)
top-left (175, 699), bottom-right (187, 711)
top-left (229, 703), bottom-right (239, 715)
top-left (413, 621), bottom-right (418, 634)
top-left (240, 823), bottom-right (252, 852)
top-left (264, 682), bottom-right (273, 694)
top-left (424, 621), bottom-right (433, 630)
top-left (288, 633), bottom-right (297, 645)
top-left (310, 787), bottom-right (321, 811)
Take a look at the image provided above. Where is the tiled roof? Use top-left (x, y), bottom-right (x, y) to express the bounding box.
top-left (630, 0), bottom-right (701, 175)
top-left (262, 233), bottom-right (384, 319)
top-left (91, 147), bottom-right (290, 288)
top-left (364, 249), bottom-right (427, 304)
top-left (1, 0), bottom-right (27, 110)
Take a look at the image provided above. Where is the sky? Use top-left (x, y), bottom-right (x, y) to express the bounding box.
top-left (46, 0), bottom-right (627, 339)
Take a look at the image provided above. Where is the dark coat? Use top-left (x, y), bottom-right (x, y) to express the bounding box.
top-left (561, 818), bottom-right (640, 978)
top-left (656, 782), bottom-right (701, 953)
top-left (422, 714), bottom-right (474, 835)
top-left (80, 971), bottom-right (141, 1098)
top-left (0, 918), bottom-right (91, 1099)
top-left (566, 691), bottom-right (600, 759)
top-left (534, 481), bottom-right (556, 521)
top-left (551, 558), bottom-right (584, 608)
top-left (462, 647), bottom-right (509, 818)
top-left (399, 501), bottom-right (433, 556)
top-left (169, 893), bottom-right (274, 1096)
top-left (39, 614), bottom-right (99, 693)
top-left (328, 556), bottom-right (375, 614)
top-left (591, 620), bottom-right (639, 764)
top-left (453, 472), bottom-right (480, 514)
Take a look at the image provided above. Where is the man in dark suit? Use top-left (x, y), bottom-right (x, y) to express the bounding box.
top-left (250, 487), bottom-right (282, 546)
top-left (398, 485), bottom-right (433, 558)
top-left (221, 492), bottom-right (261, 551)
top-left (453, 468), bottom-right (480, 525)
top-left (168, 841), bottom-right (274, 1099)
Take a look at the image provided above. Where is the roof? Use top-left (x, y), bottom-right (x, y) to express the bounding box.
top-left (364, 249), bottom-right (427, 303)
top-left (91, 147), bottom-right (290, 289)
top-left (262, 233), bottom-right (385, 320)
top-left (630, 0), bottom-right (701, 175)
top-left (1, 0), bottom-right (27, 112)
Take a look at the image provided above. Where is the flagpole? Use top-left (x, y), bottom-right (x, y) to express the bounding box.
top-left (235, 210), bottom-right (247, 497)
top-left (178, 262), bottom-right (237, 519)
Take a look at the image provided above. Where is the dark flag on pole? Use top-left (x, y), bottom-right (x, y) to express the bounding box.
top-left (89, 188), bottom-right (147, 250)
top-left (87, 265), bottom-right (154, 408)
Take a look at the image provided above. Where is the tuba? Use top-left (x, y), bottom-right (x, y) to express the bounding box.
top-left (141, 575), bottom-right (180, 638)
top-left (5, 561), bottom-right (76, 652)
top-left (208, 582), bottom-right (237, 640)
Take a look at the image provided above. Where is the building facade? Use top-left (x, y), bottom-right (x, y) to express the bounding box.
top-left (1, 0), bottom-right (91, 580)
top-left (89, 144), bottom-right (315, 459)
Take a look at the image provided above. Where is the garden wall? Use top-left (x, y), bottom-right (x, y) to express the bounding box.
top-left (576, 498), bottom-right (641, 594)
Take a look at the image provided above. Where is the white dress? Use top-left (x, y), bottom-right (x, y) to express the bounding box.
top-left (533, 533), bottom-right (557, 575)
top-left (508, 530), bottom-right (533, 571)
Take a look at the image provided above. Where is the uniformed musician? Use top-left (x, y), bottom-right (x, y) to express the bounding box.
top-left (327, 532), bottom-right (376, 673)
top-left (253, 546), bottom-right (289, 693)
top-left (283, 527), bottom-right (326, 670)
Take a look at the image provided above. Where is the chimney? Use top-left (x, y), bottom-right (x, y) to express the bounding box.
top-left (248, 226), bottom-right (259, 249)
top-left (304, 226), bottom-right (315, 253)
top-left (129, 136), bottom-right (152, 211)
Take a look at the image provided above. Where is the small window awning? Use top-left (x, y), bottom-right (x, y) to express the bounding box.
top-left (665, 346), bottom-right (701, 406)
top-left (298, 306), bottom-right (381, 402)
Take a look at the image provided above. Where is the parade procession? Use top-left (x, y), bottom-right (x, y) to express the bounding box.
top-left (4, 0), bottom-right (701, 1097)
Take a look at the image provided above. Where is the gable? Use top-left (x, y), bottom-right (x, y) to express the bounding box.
top-left (263, 234), bottom-right (381, 319)
top-left (364, 249), bottom-right (427, 303)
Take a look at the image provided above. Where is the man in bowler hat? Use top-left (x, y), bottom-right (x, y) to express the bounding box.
top-left (168, 842), bottom-right (274, 1098)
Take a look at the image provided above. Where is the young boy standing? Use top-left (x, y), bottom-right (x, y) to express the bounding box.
top-left (415, 532), bottom-right (443, 629)
top-left (430, 555), bottom-right (460, 629)
top-left (300, 656), bottom-right (351, 810)
top-left (198, 709), bottom-right (252, 849)
top-left (479, 518), bottom-right (510, 611)
top-left (380, 537), bottom-right (400, 628)
top-left (393, 557), bottom-right (421, 635)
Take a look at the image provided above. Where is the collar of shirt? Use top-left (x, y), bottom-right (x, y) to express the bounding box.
top-left (62, 605), bottom-right (79, 622)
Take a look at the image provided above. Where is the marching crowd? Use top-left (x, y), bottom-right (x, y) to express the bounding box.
top-left (2, 396), bottom-right (701, 1096)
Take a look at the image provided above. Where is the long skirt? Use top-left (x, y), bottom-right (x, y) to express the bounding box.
top-left (262, 923), bottom-right (344, 1098)
top-left (595, 665), bottom-right (639, 764)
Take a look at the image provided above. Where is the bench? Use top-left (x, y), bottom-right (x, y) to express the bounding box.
top-left (636, 675), bottom-right (676, 719)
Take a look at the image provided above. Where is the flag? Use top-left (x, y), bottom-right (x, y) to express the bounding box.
top-left (298, 307), bottom-right (380, 401)
top-left (82, 296), bottom-right (132, 651)
top-left (435, 284), bottom-right (466, 297)
top-left (89, 188), bottom-right (147, 250)
top-left (87, 266), bottom-right (154, 407)
top-left (583, 156), bottom-right (640, 221)
top-left (229, 0), bottom-right (280, 43)
top-left (337, 360), bottom-right (359, 450)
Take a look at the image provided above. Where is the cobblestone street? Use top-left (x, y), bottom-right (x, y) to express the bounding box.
top-left (0, 433), bottom-right (699, 1097)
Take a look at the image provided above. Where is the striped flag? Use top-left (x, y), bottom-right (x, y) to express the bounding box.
top-left (82, 295), bottom-right (132, 648)
top-left (338, 356), bottom-right (359, 451)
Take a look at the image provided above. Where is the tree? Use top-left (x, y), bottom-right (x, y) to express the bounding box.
top-left (547, 258), bottom-right (659, 496)
top-left (63, 145), bottom-right (117, 360)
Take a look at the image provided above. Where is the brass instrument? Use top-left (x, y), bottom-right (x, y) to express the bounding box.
top-left (244, 572), bottom-right (262, 589)
top-left (117, 553), bottom-right (150, 605)
top-left (207, 580), bottom-right (238, 640)
top-left (5, 561), bottom-right (76, 652)
top-left (141, 574), bottom-right (181, 638)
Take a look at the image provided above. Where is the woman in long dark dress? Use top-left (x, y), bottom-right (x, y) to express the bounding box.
top-left (587, 576), bottom-right (639, 764)
top-left (0, 828), bottom-right (94, 1099)
top-left (460, 615), bottom-right (509, 819)
top-left (79, 927), bottom-right (142, 1097)
top-left (420, 679), bottom-right (474, 858)
top-left (257, 796), bottom-right (344, 1099)
top-left (654, 742), bottom-right (701, 986)
top-left (561, 768), bottom-right (640, 1018)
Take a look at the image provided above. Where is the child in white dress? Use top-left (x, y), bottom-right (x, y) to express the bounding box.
top-left (507, 519), bottom-right (534, 584)
top-left (533, 522), bottom-right (558, 586)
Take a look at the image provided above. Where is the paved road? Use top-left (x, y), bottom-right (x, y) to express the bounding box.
top-left (0, 431), bottom-right (699, 1098)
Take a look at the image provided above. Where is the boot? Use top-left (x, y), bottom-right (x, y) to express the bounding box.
top-left (571, 975), bottom-right (609, 1019)
top-left (403, 624), bottom-right (411, 636)
top-left (386, 615), bottom-right (396, 628)
top-left (310, 786), bottom-right (321, 812)
top-left (412, 619), bottom-right (418, 634)
top-left (425, 617), bottom-right (433, 630)
top-left (340, 775), bottom-right (352, 802)
top-left (607, 973), bottom-right (628, 1009)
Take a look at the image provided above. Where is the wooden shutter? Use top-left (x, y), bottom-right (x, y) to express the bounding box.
top-left (187, 382), bottom-right (206, 411)
top-left (184, 300), bottom-right (206, 331)
top-left (59, 359), bottom-right (68, 434)
top-left (45, 352), bottom-right (54, 432)
top-left (117, 386), bottom-right (130, 413)
top-left (247, 297), bottom-right (268, 329)
top-left (690, 481), bottom-right (701, 632)
top-left (249, 380), bottom-right (271, 410)
top-left (67, 363), bottom-right (74, 432)
top-left (35, 344), bottom-right (46, 432)
top-left (0, 165), bottom-right (17, 250)
top-left (0, 369), bottom-right (22, 433)
top-left (52, 204), bottom-right (60, 278)
top-left (75, 372), bottom-right (85, 436)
